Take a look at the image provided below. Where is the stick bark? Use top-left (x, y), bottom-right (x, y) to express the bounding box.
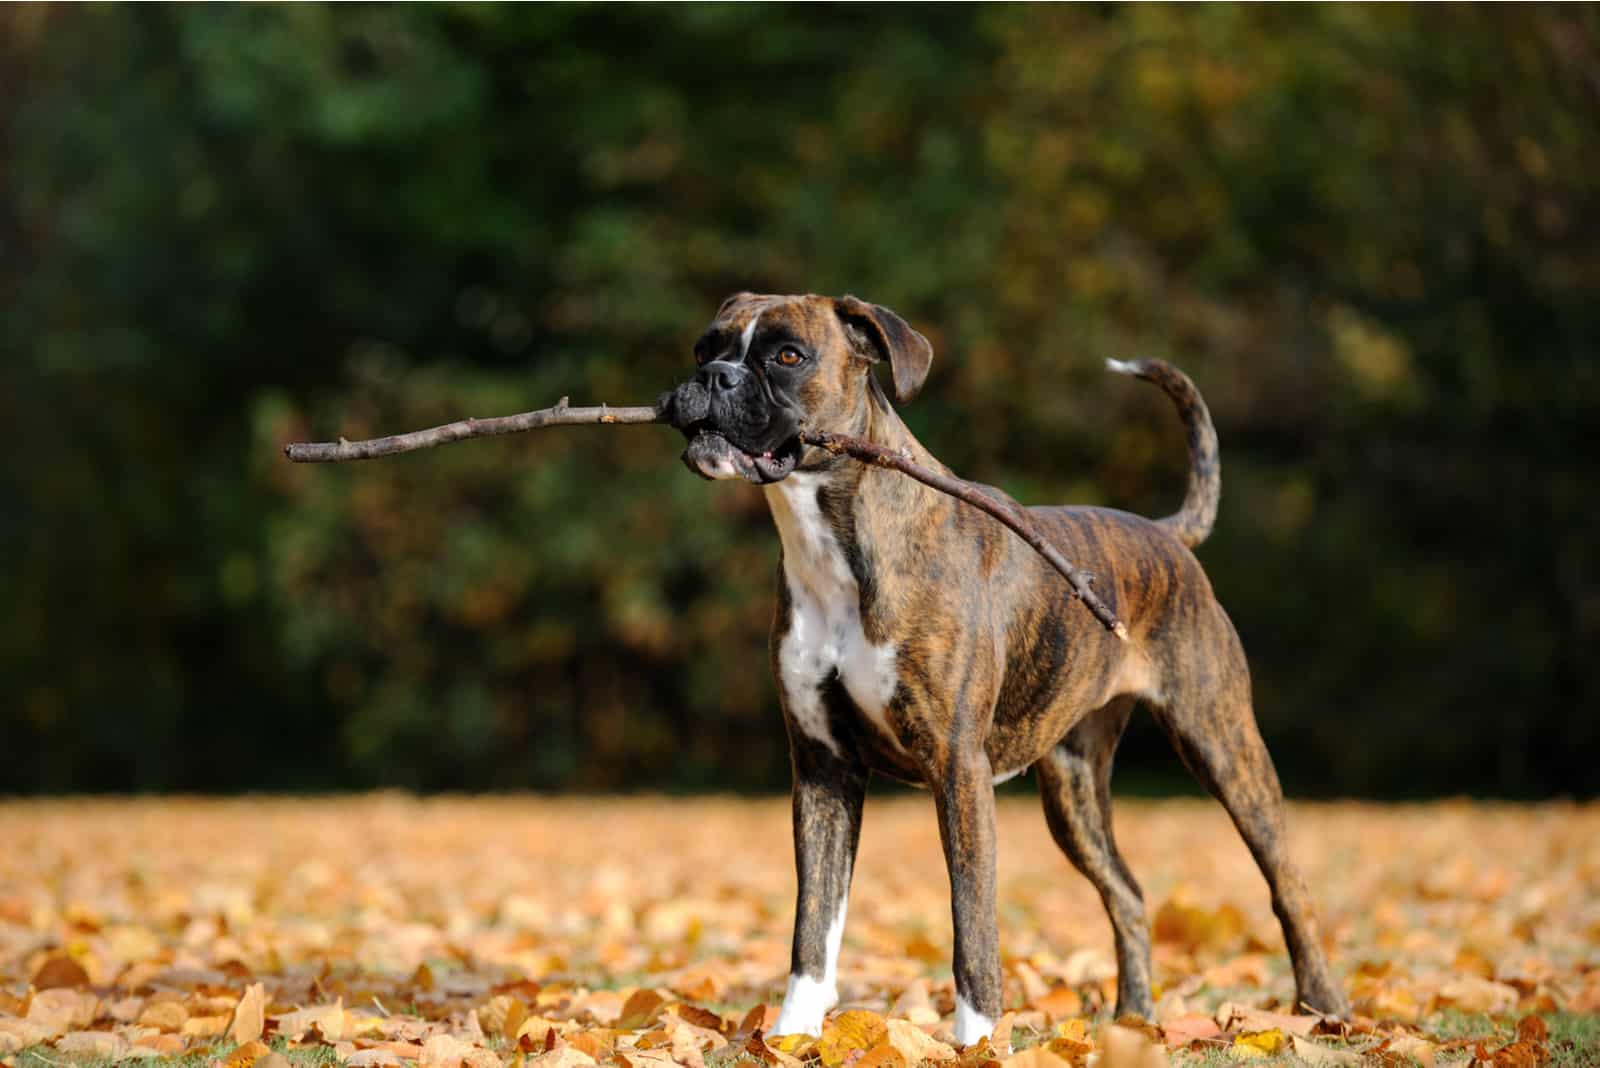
top-left (282, 398), bottom-right (661, 462)
top-left (284, 401), bottom-right (1126, 637)
top-left (799, 430), bottom-right (1128, 639)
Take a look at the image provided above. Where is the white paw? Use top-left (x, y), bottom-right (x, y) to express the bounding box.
top-left (952, 995), bottom-right (995, 1047)
top-left (771, 973), bottom-right (836, 1037)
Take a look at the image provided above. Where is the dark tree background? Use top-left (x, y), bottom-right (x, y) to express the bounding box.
top-left (3, 5), bottom-right (1596, 797)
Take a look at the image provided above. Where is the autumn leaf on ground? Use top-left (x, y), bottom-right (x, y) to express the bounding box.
top-left (0, 798), bottom-right (1593, 1068)
top-left (1153, 898), bottom-right (1247, 954)
top-left (55, 1030), bottom-right (128, 1059)
top-left (217, 1038), bottom-right (275, 1068)
top-left (818, 1009), bottom-right (888, 1067)
top-left (1160, 1013), bottom-right (1221, 1050)
top-left (888, 981), bottom-right (942, 1027)
top-left (30, 952), bottom-right (90, 990)
top-left (1099, 1023), bottom-right (1167, 1068)
top-left (1228, 1029), bottom-right (1285, 1059)
top-left (1384, 1034), bottom-right (1437, 1067)
top-left (885, 1018), bottom-right (958, 1063)
top-left (769, 1031), bottom-right (818, 1058)
top-left (1289, 1035), bottom-right (1360, 1066)
top-left (229, 981), bottom-right (266, 1044)
top-left (140, 999), bottom-right (190, 1032)
top-left (617, 989), bottom-right (668, 1031)
top-left (1214, 1002), bottom-right (1318, 1038)
top-left (1000, 1047), bottom-right (1074, 1068)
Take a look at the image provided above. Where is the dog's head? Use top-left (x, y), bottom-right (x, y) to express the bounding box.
top-left (669, 292), bottom-right (933, 484)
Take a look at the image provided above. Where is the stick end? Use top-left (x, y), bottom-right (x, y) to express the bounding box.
top-left (1112, 621), bottom-right (1129, 641)
top-left (1105, 358), bottom-right (1142, 377)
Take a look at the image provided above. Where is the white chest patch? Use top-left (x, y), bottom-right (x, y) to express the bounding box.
top-left (766, 475), bottom-right (901, 758)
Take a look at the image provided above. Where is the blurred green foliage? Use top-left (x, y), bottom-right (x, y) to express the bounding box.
top-left (3, 6), bottom-right (1596, 797)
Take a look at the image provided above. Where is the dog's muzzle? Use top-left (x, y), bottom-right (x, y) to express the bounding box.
top-left (660, 371), bottom-right (802, 484)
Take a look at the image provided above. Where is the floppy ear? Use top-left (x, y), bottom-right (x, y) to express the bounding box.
top-left (833, 295), bottom-right (934, 403)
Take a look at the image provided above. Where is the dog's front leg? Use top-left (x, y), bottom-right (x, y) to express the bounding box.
top-left (934, 748), bottom-right (1002, 1046)
top-left (773, 739), bottom-right (869, 1037)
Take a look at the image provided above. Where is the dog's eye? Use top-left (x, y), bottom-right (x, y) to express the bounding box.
top-left (774, 347), bottom-right (805, 368)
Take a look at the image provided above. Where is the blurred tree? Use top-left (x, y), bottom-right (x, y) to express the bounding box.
top-left (965, 5), bottom-right (1600, 795)
top-left (2, 5), bottom-right (1594, 796)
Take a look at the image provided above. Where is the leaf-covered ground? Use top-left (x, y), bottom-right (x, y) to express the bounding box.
top-left (1, 798), bottom-right (1595, 1068)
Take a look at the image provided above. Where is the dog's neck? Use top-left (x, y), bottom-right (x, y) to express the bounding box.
top-left (763, 375), bottom-right (951, 630)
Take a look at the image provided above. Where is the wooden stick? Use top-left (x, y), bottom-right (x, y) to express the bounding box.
top-left (284, 402), bottom-right (1126, 637)
top-left (282, 398), bottom-right (662, 462)
top-left (800, 431), bottom-right (1127, 639)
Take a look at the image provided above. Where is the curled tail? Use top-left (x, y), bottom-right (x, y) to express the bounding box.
top-left (1106, 358), bottom-right (1220, 548)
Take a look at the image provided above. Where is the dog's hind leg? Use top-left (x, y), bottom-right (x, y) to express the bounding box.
top-left (1035, 696), bottom-right (1155, 1019)
top-left (1150, 630), bottom-right (1350, 1017)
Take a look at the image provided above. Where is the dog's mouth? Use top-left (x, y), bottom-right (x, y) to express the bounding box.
top-left (682, 429), bottom-right (802, 484)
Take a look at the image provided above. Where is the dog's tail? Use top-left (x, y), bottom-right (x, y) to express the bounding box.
top-left (1105, 358), bottom-right (1220, 548)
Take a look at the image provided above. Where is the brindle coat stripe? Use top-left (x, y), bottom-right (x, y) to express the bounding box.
top-left (699, 294), bottom-right (1348, 1031)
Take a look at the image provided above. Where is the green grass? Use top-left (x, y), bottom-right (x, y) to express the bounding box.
top-left (1157, 1011), bottom-right (1600, 1068)
top-left (1421, 1010), bottom-right (1600, 1068)
top-left (11, 1038), bottom-right (342, 1068)
top-left (1543, 1013), bottom-right (1600, 1068)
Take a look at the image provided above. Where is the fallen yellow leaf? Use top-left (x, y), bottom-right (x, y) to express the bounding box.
top-left (1435, 976), bottom-right (1519, 1015)
top-left (888, 981), bottom-right (942, 1027)
top-left (1229, 1030), bottom-right (1285, 1059)
top-left (999, 1047), bottom-right (1073, 1068)
top-left (133, 1032), bottom-right (187, 1057)
top-left (770, 1031), bottom-right (816, 1057)
top-left (347, 1051), bottom-right (403, 1068)
top-left (855, 1040), bottom-right (907, 1068)
top-left (420, 1033), bottom-right (476, 1068)
top-left (1215, 1003), bottom-right (1318, 1038)
top-left (55, 1031), bottom-right (129, 1059)
top-left (1289, 1035), bottom-right (1360, 1066)
top-left (25, 988), bottom-right (98, 1037)
top-left (31, 953), bottom-right (90, 990)
top-left (229, 982), bottom-right (266, 1045)
top-left (672, 1004), bottom-right (727, 1036)
top-left (1160, 1013), bottom-right (1220, 1050)
top-left (1099, 1024), bottom-right (1167, 1068)
top-left (618, 989), bottom-right (668, 1031)
top-left (1152, 898), bottom-right (1247, 953)
top-left (313, 999), bottom-right (351, 1042)
top-left (1385, 1034), bottom-right (1436, 1068)
top-left (139, 999), bottom-right (189, 1032)
top-left (885, 1019), bottom-right (958, 1064)
top-left (1042, 1036), bottom-right (1094, 1065)
top-left (818, 1009), bottom-right (888, 1067)
top-left (182, 1013), bottom-right (231, 1038)
top-left (1031, 988), bottom-right (1083, 1024)
top-left (0, 1019), bottom-right (53, 1053)
top-left (517, 1015), bottom-right (568, 1048)
top-left (218, 1038), bottom-right (275, 1068)
top-left (1355, 984), bottom-right (1422, 1024)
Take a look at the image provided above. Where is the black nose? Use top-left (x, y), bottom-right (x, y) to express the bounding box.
top-left (697, 359), bottom-right (747, 394)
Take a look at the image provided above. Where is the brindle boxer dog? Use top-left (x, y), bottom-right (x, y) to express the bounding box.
top-left (665, 293), bottom-right (1349, 1043)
